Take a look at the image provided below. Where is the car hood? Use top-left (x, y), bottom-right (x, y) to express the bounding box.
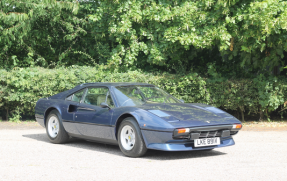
top-left (137, 103), bottom-right (240, 127)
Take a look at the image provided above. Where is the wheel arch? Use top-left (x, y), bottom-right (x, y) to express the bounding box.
top-left (44, 107), bottom-right (61, 127)
top-left (115, 113), bottom-right (140, 140)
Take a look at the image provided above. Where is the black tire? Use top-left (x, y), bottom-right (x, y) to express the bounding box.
top-left (45, 110), bottom-right (69, 144)
top-left (117, 117), bottom-right (147, 157)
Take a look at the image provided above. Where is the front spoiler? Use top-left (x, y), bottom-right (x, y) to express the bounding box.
top-left (146, 137), bottom-right (234, 151)
top-left (141, 129), bottom-right (235, 151)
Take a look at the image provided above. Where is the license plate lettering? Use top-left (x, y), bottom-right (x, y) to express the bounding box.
top-left (194, 137), bottom-right (220, 147)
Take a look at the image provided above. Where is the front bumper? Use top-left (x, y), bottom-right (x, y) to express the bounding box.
top-left (141, 129), bottom-right (235, 151)
top-left (35, 115), bottom-right (45, 128)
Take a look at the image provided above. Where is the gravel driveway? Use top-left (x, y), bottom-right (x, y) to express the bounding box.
top-left (0, 123), bottom-right (286, 181)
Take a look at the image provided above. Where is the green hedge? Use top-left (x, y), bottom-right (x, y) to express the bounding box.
top-left (0, 66), bottom-right (286, 121)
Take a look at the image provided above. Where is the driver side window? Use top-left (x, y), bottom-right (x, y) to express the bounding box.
top-left (83, 87), bottom-right (114, 108)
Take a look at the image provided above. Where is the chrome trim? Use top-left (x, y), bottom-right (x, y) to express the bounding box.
top-left (77, 107), bottom-right (96, 111)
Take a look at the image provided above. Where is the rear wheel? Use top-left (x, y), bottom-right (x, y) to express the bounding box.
top-left (46, 110), bottom-right (69, 144)
top-left (118, 117), bottom-right (147, 157)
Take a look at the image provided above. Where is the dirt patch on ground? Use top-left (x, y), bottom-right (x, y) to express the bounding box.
top-left (0, 121), bottom-right (286, 131)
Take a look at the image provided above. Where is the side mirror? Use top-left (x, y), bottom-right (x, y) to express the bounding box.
top-left (179, 99), bottom-right (185, 103)
top-left (100, 102), bottom-right (111, 109)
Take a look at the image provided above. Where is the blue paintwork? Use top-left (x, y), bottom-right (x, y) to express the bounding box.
top-left (140, 130), bottom-right (234, 151)
top-left (35, 82), bottom-right (241, 151)
top-left (146, 137), bottom-right (235, 151)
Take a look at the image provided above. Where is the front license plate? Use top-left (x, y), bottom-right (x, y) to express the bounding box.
top-left (194, 137), bottom-right (220, 147)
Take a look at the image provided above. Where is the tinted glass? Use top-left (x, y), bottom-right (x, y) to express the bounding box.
top-left (83, 87), bottom-right (114, 107)
top-left (66, 94), bottom-right (73, 101)
top-left (71, 89), bottom-right (85, 102)
top-left (114, 86), bottom-right (180, 107)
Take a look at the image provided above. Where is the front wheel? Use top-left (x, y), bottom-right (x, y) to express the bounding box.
top-left (118, 118), bottom-right (147, 157)
top-left (46, 110), bottom-right (69, 144)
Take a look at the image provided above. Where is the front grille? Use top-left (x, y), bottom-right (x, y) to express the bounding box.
top-left (192, 131), bottom-right (222, 138)
top-left (173, 125), bottom-right (234, 140)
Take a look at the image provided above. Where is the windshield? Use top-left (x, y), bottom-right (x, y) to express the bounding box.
top-left (113, 85), bottom-right (181, 107)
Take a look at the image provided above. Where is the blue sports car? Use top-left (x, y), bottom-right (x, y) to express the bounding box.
top-left (35, 83), bottom-right (242, 157)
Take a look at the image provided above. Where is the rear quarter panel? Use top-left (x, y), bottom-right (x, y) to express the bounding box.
top-left (35, 98), bottom-right (69, 128)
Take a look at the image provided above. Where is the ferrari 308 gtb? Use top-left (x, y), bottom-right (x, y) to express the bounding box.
top-left (35, 83), bottom-right (242, 157)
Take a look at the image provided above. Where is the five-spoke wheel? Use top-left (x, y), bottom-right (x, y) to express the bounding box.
top-left (120, 125), bottom-right (136, 150)
top-left (47, 116), bottom-right (59, 138)
top-left (118, 117), bottom-right (147, 157)
top-left (46, 110), bottom-right (69, 144)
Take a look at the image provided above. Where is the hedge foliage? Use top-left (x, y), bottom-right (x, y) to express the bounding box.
top-left (1, 0), bottom-right (287, 76)
top-left (0, 66), bottom-right (286, 121)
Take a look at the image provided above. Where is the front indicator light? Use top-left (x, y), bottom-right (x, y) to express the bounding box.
top-left (177, 128), bottom-right (190, 134)
top-left (233, 124), bottom-right (242, 129)
top-left (173, 128), bottom-right (190, 139)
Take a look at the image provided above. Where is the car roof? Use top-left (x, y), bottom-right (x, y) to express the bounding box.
top-left (49, 82), bottom-right (154, 100)
top-left (78, 82), bottom-right (153, 87)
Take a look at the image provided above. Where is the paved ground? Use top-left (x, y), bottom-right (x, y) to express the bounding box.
top-left (0, 123), bottom-right (286, 181)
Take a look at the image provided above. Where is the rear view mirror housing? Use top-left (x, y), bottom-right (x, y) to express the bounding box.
top-left (100, 102), bottom-right (111, 109)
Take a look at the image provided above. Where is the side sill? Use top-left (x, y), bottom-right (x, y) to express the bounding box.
top-left (68, 133), bottom-right (118, 146)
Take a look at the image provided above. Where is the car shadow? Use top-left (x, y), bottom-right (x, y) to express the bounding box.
top-left (22, 133), bottom-right (123, 156)
top-left (144, 149), bottom-right (226, 160)
top-left (22, 133), bottom-right (227, 160)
